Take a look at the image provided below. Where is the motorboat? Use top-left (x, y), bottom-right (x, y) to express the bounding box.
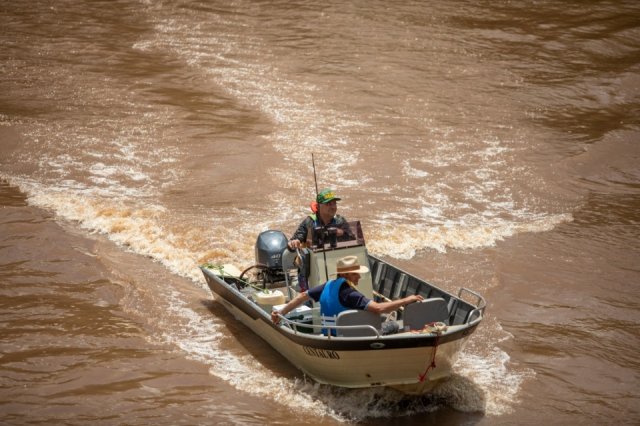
top-left (200, 220), bottom-right (485, 394)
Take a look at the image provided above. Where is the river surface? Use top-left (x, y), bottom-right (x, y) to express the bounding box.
top-left (1, 1), bottom-right (639, 424)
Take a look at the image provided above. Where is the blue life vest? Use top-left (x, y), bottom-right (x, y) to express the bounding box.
top-left (319, 277), bottom-right (349, 336)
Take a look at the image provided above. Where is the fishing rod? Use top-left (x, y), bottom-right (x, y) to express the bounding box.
top-left (311, 153), bottom-right (330, 282)
top-left (312, 153), bottom-right (320, 201)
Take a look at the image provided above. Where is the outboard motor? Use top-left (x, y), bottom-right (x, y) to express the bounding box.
top-left (254, 230), bottom-right (288, 284)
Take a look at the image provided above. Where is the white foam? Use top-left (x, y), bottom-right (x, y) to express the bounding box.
top-left (152, 289), bottom-right (347, 422)
top-left (402, 159), bottom-right (430, 178)
top-left (2, 179), bottom-right (201, 282)
top-left (367, 213), bottom-right (572, 259)
top-left (455, 348), bottom-right (534, 415)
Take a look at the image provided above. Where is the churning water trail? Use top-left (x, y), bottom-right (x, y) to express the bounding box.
top-left (7, 0), bottom-right (634, 422)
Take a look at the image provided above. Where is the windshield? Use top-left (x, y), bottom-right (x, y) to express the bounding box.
top-left (307, 220), bottom-right (365, 251)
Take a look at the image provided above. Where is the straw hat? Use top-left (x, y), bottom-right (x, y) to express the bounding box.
top-left (334, 255), bottom-right (369, 275)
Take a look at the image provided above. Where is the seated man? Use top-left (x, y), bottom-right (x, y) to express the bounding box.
top-left (271, 255), bottom-right (423, 335)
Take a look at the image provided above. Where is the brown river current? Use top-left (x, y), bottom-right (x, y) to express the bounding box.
top-left (1, 1), bottom-right (639, 424)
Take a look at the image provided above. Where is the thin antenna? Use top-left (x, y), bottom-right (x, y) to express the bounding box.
top-left (311, 153), bottom-right (330, 282)
top-left (311, 153), bottom-right (320, 198)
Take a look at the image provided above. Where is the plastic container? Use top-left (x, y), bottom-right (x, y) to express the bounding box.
top-left (254, 290), bottom-right (285, 310)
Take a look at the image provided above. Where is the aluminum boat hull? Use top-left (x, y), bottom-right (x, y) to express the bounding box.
top-left (201, 255), bottom-right (483, 394)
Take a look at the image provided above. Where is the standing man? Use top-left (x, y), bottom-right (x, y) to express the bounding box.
top-left (286, 188), bottom-right (349, 291)
top-left (287, 188), bottom-right (348, 250)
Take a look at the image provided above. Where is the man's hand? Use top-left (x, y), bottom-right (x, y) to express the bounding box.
top-left (404, 295), bottom-right (424, 305)
top-left (288, 239), bottom-right (302, 250)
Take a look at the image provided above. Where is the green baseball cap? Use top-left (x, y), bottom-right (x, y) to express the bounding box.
top-left (316, 188), bottom-right (341, 204)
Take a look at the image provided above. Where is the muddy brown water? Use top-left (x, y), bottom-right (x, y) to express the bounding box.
top-left (1, 1), bottom-right (639, 424)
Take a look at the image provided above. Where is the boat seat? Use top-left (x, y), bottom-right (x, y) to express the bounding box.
top-left (403, 297), bottom-right (449, 331)
top-left (336, 310), bottom-right (382, 337)
top-left (281, 248), bottom-right (298, 271)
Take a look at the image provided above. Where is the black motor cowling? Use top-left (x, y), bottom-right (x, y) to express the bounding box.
top-left (255, 230), bottom-right (288, 271)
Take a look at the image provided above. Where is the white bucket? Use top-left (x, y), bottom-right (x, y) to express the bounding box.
top-left (254, 290), bottom-right (285, 311)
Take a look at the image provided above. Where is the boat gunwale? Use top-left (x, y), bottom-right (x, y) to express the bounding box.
top-left (201, 266), bottom-right (481, 352)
